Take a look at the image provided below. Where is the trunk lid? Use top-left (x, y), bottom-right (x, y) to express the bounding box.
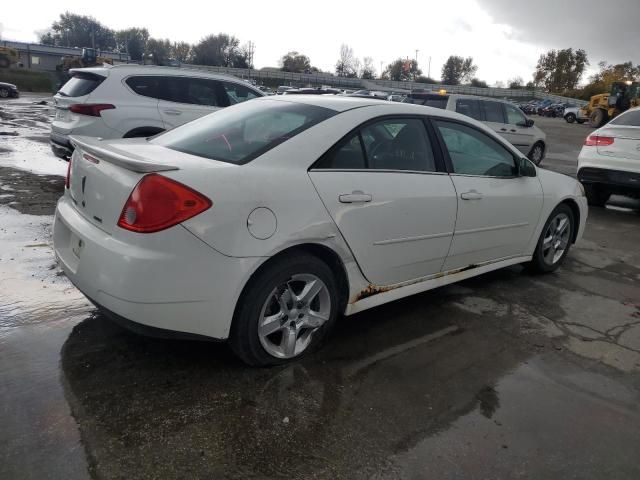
top-left (67, 136), bottom-right (179, 235)
top-left (596, 126), bottom-right (640, 162)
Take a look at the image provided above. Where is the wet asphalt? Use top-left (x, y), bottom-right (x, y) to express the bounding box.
top-left (1, 97), bottom-right (639, 479)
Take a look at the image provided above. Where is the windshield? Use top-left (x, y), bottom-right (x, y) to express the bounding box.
top-left (153, 99), bottom-right (336, 164)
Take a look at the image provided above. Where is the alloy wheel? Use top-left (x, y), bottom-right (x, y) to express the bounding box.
top-left (258, 273), bottom-right (331, 359)
top-left (541, 213), bottom-right (571, 265)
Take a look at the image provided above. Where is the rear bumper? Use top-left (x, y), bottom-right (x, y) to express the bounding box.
top-left (50, 131), bottom-right (73, 159)
top-left (578, 167), bottom-right (640, 194)
top-left (53, 195), bottom-right (263, 340)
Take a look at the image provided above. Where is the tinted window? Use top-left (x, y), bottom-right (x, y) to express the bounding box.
top-left (456, 99), bottom-right (483, 121)
top-left (404, 95), bottom-right (448, 109)
top-left (435, 120), bottom-right (516, 177)
top-left (153, 100), bottom-right (335, 164)
top-left (361, 119), bottom-right (436, 171)
top-left (58, 72), bottom-right (105, 97)
top-left (317, 134), bottom-right (366, 169)
top-left (504, 104), bottom-right (527, 125)
top-left (610, 110), bottom-right (640, 126)
top-left (125, 76), bottom-right (160, 99)
top-left (482, 101), bottom-right (505, 123)
top-left (222, 82), bottom-right (261, 105)
top-left (158, 77), bottom-right (222, 106)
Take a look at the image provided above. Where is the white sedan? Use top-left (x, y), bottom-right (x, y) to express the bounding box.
top-left (53, 96), bottom-right (588, 366)
top-left (578, 106), bottom-right (640, 206)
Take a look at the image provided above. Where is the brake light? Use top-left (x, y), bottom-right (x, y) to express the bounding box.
top-left (584, 135), bottom-right (614, 147)
top-left (65, 157), bottom-right (71, 189)
top-left (117, 174), bottom-right (212, 233)
top-left (69, 103), bottom-right (115, 117)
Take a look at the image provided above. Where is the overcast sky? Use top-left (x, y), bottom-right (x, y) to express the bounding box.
top-left (1, 0), bottom-right (637, 85)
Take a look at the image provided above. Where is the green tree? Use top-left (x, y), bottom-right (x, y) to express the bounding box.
top-left (441, 56), bottom-right (477, 85)
top-left (577, 61), bottom-right (640, 100)
top-left (41, 12), bottom-right (116, 50)
top-left (384, 58), bottom-right (422, 81)
top-left (360, 57), bottom-right (376, 79)
top-left (416, 76), bottom-right (438, 84)
top-left (116, 28), bottom-right (149, 61)
top-left (469, 78), bottom-right (488, 88)
top-left (508, 76), bottom-right (524, 89)
top-left (280, 51), bottom-right (312, 73)
top-left (146, 38), bottom-right (172, 65)
top-left (191, 34), bottom-right (246, 67)
top-left (533, 48), bottom-right (588, 93)
top-left (171, 42), bottom-right (192, 63)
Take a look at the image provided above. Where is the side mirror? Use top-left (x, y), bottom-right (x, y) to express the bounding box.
top-left (518, 157), bottom-right (537, 177)
top-left (517, 119), bottom-right (534, 128)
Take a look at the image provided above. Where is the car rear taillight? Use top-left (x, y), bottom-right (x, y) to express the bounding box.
top-left (65, 157), bottom-right (72, 189)
top-left (69, 103), bottom-right (115, 117)
top-left (117, 174), bottom-right (212, 233)
top-left (584, 135), bottom-right (614, 147)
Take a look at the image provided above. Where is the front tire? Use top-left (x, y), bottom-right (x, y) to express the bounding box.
top-left (528, 204), bottom-right (575, 273)
top-left (583, 184), bottom-right (610, 207)
top-left (565, 113), bottom-right (576, 123)
top-left (229, 253), bottom-right (339, 366)
top-left (590, 109), bottom-right (608, 128)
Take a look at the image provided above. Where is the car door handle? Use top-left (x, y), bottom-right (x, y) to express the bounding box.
top-left (163, 109), bottom-right (182, 115)
top-left (500, 128), bottom-right (508, 132)
top-left (460, 190), bottom-right (483, 200)
top-left (510, 129), bottom-right (517, 132)
top-left (339, 191), bottom-right (372, 203)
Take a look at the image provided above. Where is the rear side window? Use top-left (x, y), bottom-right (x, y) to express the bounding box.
top-left (153, 99), bottom-right (336, 164)
top-left (456, 99), bottom-right (482, 121)
top-left (58, 72), bottom-right (105, 97)
top-left (125, 76), bottom-right (160, 99)
top-left (222, 82), bottom-right (261, 105)
top-left (158, 77), bottom-right (224, 106)
top-left (482, 101), bottom-right (505, 123)
top-left (610, 110), bottom-right (640, 126)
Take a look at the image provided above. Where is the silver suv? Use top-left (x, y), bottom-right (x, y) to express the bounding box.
top-left (404, 92), bottom-right (547, 164)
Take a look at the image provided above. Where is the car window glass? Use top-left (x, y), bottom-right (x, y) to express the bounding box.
top-left (58, 73), bottom-right (104, 97)
top-left (316, 133), bottom-right (366, 169)
top-left (159, 77), bottom-right (220, 106)
top-left (482, 101), bottom-right (505, 123)
top-left (222, 82), bottom-right (260, 105)
top-left (125, 76), bottom-right (160, 99)
top-left (435, 120), bottom-right (517, 177)
top-left (361, 118), bottom-right (436, 172)
top-left (610, 110), bottom-right (640, 126)
top-left (456, 99), bottom-right (482, 120)
top-left (505, 104), bottom-right (527, 125)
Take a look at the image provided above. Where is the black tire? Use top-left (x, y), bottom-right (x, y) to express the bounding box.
top-left (528, 142), bottom-right (545, 165)
top-left (577, 119), bottom-right (586, 124)
top-left (229, 253), bottom-right (339, 366)
top-left (589, 109), bottom-right (608, 128)
top-left (565, 113), bottom-right (576, 123)
top-left (528, 203), bottom-right (575, 273)
top-left (0, 87), bottom-right (9, 98)
top-left (583, 184), bottom-right (610, 207)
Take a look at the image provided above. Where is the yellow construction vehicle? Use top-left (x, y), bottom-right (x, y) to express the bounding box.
top-left (0, 46), bottom-right (19, 68)
top-left (58, 48), bottom-right (113, 72)
top-left (581, 81), bottom-right (640, 128)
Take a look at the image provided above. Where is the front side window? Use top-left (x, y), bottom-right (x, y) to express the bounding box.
top-left (482, 101), bottom-right (505, 123)
top-left (222, 82), bottom-right (260, 105)
top-left (435, 120), bottom-right (517, 177)
top-left (153, 99), bottom-right (336, 164)
top-left (456, 99), bottom-right (483, 121)
top-left (316, 134), bottom-right (366, 169)
top-left (610, 110), bottom-right (640, 126)
top-left (504, 103), bottom-right (527, 125)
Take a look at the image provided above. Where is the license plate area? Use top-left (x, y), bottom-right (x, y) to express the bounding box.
top-left (55, 108), bottom-right (69, 121)
top-left (70, 232), bottom-right (84, 258)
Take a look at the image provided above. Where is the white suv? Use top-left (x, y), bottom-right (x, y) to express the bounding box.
top-left (404, 92), bottom-right (547, 164)
top-left (50, 65), bottom-right (264, 159)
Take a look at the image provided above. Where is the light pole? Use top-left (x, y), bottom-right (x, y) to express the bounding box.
top-left (380, 60), bottom-right (383, 79)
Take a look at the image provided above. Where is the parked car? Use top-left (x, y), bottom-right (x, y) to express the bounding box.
top-left (276, 85), bottom-right (296, 94)
top-left (564, 106), bottom-right (587, 124)
top-left (404, 92), bottom-right (547, 164)
top-left (283, 87), bottom-right (342, 95)
top-left (0, 82), bottom-right (19, 98)
top-left (50, 65), bottom-right (264, 160)
top-left (536, 99), bottom-right (555, 115)
top-left (54, 96), bottom-right (587, 366)
top-left (577, 106), bottom-right (640, 206)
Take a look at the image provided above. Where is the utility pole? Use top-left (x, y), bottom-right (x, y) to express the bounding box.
top-left (428, 56), bottom-right (431, 79)
top-left (415, 49), bottom-right (419, 63)
top-left (246, 40), bottom-right (255, 69)
top-left (380, 60), bottom-right (383, 79)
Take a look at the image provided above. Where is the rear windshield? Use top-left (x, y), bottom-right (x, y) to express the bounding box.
top-left (610, 110), bottom-right (640, 127)
top-left (153, 99), bottom-right (336, 164)
top-left (58, 72), bottom-right (105, 97)
top-left (403, 95), bottom-right (448, 109)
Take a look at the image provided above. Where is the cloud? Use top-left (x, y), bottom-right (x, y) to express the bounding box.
top-left (477, 0), bottom-right (640, 65)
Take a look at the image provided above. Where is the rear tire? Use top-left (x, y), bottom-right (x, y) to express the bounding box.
top-left (528, 204), bottom-right (574, 273)
top-left (565, 113), bottom-right (576, 123)
top-left (0, 87), bottom-right (9, 98)
top-left (589, 109), bottom-right (608, 128)
top-left (229, 253), bottom-right (339, 367)
top-left (583, 184), bottom-right (610, 207)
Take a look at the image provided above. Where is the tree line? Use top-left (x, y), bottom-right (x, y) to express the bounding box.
top-left (39, 12), bottom-right (639, 99)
